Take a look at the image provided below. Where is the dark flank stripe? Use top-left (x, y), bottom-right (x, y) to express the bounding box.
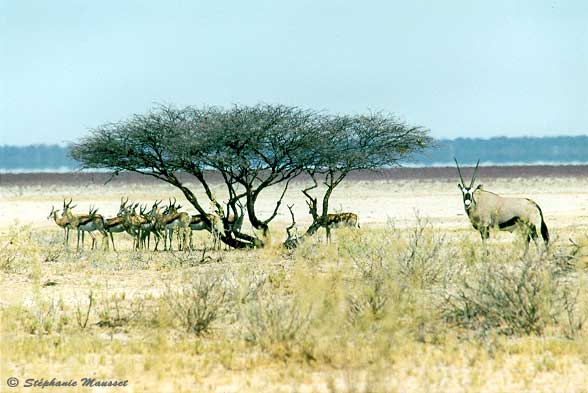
top-left (498, 216), bottom-right (520, 229)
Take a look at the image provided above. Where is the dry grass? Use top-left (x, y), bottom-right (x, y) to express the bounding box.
top-left (2, 175), bottom-right (588, 392)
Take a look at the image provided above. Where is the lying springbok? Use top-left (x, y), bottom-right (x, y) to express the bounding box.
top-left (62, 200), bottom-right (107, 251)
top-left (455, 158), bottom-right (549, 251)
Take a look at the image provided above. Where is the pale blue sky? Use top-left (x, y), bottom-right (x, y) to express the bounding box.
top-left (1, 0), bottom-right (587, 145)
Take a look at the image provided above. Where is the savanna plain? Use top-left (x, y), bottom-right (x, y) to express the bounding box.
top-left (2, 167), bottom-right (588, 393)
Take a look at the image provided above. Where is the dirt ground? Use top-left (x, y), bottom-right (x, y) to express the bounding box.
top-left (2, 167), bottom-right (588, 393)
top-left (2, 167), bottom-right (588, 232)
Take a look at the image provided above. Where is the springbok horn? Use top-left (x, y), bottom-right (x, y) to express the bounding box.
top-left (454, 157), bottom-right (466, 186)
top-left (469, 159), bottom-right (481, 188)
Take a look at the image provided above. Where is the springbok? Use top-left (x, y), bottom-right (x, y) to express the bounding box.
top-left (323, 213), bottom-right (360, 242)
top-left (188, 213), bottom-right (223, 250)
top-left (189, 200), bottom-right (246, 250)
top-left (160, 198), bottom-right (190, 251)
top-left (48, 202), bottom-right (74, 247)
top-left (117, 199), bottom-right (148, 250)
top-left (455, 158), bottom-right (549, 251)
top-left (103, 212), bottom-right (127, 251)
top-left (139, 201), bottom-right (163, 250)
top-left (62, 200), bottom-right (107, 251)
top-left (306, 200), bottom-right (360, 242)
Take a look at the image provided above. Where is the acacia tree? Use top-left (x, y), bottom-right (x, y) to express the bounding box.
top-left (70, 104), bottom-right (432, 249)
top-left (294, 113), bottom-right (432, 243)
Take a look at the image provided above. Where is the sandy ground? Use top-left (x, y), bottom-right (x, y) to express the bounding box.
top-left (3, 170), bottom-right (588, 393)
top-left (2, 174), bottom-right (588, 235)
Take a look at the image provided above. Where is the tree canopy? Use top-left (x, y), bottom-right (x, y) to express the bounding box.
top-left (71, 104), bottom-right (432, 248)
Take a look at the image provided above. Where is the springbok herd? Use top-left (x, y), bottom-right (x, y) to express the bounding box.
top-left (47, 161), bottom-right (552, 252)
top-left (48, 197), bottom-right (235, 251)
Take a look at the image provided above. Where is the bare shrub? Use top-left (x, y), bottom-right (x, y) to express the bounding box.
top-left (75, 291), bottom-right (95, 329)
top-left (163, 274), bottom-right (229, 335)
top-left (346, 277), bottom-right (389, 325)
top-left (21, 300), bottom-right (69, 335)
top-left (96, 292), bottom-right (145, 328)
top-left (398, 216), bottom-right (457, 289)
top-left (1, 225), bottom-right (38, 273)
top-left (347, 249), bottom-right (393, 324)
top-left (441, 258), bottom-right (555, 335)
top-left (225, 269), bottom-right (267, 306)
top-left (557, 286), bottom-right (587, 338)
top-left (244, 292), bottom-right (312, 357)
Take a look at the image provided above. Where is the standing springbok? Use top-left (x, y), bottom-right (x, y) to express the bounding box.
top-left (188, 200), bottom-right (246, 250)
top-left (48, 202), bottom-right (74, 247)
top-left (62, 200), bottom-right (107, 251)
top-left (139, 201), bottom-right (163, 250)
top-left (189, 213), bottom-right (223, 250)
top-left (160, 198), bottom-right (190, 251)
top-left (455, 158), bottom-right (549, 251)
top-left (103, 212), bottom-right (127, 251)
top-left (117, 199), bottom-right (148, 250)
top-left (306, 200), bottom-right (360, 242)
top-left (323, 213), bottom-right (360, 242)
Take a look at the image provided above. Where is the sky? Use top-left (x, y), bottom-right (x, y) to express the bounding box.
top-left (1, 0), bottom-right (587, 146)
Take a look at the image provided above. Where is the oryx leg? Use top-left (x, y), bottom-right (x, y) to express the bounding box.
top-left (528, 223), bottom-right (543, 253)
top-left (480, 226), bottom-right (490, 255)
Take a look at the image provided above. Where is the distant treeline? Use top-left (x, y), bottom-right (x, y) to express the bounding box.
top-left (416, 136), bottom-right (588, 165)
top-left (0, 144), bottom-right (77, 170)
top-left (1, 136), bottom-right (587, 170)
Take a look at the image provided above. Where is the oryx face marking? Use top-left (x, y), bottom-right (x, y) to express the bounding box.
top-left (459, 185), bottom-right (475, 210)
top-left (455, 158), bottom-right (481, 212)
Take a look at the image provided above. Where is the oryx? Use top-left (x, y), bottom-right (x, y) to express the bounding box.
top-left (455, 158), bottom-right (549, 251)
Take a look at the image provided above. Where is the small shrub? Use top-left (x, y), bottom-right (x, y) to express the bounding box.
top-left (75, 291), bottom-right (95, 329)
top-left (441, 258), bottom-right (555, 335)
top-left (244, 292), bottom-right (312, 357)
top-left (21, 300), bottom-right (69, 335)
top-left (163, 274), bottom-right (229, 335)
top-left (96, 292), bottom-right (145, 328)
top-left (1, 225), bottom-right (38, 273)
top-left (553, 282), bottom-right (588, 339)
top-left (347, 257), bottom-right (394, 324)
top-left (397, 217), bottom-right (456, 289)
